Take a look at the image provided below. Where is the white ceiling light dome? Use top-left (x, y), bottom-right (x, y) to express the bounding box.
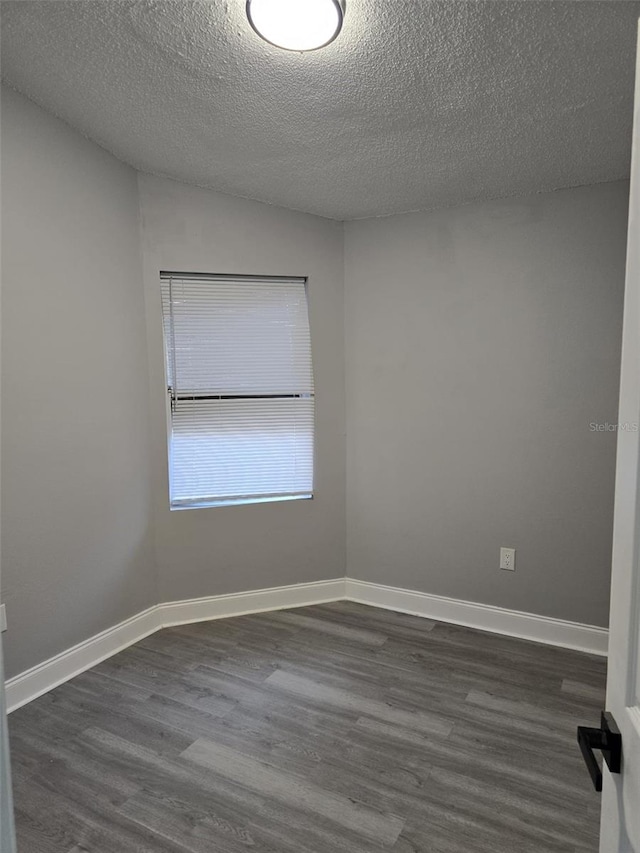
top-left (246, 0), bottom-right (345, 52)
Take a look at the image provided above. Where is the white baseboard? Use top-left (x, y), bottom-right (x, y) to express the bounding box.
top-left (5, 606), bottom-right (160, 714)
top-left (5, 578), bottom-right (345, 713)
top-left (6, 575), bottom-right (607, 712)
top-left (158, 578), bottom-right (346, 628)
top-left (344, 578), bottom-right (608, 657)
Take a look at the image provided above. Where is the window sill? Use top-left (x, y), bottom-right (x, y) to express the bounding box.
top-left (170, 494), bottom-right (313, 511)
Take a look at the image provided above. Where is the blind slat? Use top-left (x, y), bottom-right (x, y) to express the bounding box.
top-left (161, 275), bottom-right (315, 508)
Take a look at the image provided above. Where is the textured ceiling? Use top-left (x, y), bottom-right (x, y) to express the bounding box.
top-left (1, 1), bottom-right (639, 220)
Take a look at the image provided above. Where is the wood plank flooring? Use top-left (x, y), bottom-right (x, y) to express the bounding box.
top-left (8, 602), bottom-right (607, 852)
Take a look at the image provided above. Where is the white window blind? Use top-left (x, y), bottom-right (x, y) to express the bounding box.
top-left (160, 273), bottom-right (314, 509)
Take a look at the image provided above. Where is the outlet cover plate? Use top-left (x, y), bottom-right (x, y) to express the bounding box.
top-left (500, 547), bottom-right (516, 571)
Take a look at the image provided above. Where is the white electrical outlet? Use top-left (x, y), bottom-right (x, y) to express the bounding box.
top-left (500, 547), bottom-right (516, 571)
top-left (0, 604), bottom-right (6, 632)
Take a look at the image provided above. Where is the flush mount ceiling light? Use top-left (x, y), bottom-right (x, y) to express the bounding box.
top-left (246, 0), bottom-right (345, 52)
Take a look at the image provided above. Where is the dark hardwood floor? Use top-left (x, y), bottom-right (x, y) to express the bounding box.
top-left (8, 602), bottom-right (606, 852)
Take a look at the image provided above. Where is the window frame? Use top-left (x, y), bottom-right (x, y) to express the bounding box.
top-left (160, 271), bottom-right (315, 510)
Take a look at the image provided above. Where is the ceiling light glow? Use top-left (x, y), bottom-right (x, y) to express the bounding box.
top-left (247, 0), bottom-right (345, 52)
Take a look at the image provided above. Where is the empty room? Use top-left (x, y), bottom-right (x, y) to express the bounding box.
top-left (1, 1), bottom-right (640, 851)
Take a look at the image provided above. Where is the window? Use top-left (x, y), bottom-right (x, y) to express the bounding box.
top-left (160, 272), bottom-right (314, 509)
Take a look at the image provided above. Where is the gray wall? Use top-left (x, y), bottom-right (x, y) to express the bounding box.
top-left (0, 87), bottom-right (17, 849)
top-left (1, 87), bottom-right (156, 678)
top-left (344, 182), bottom-right (628, 628)
top-left (138, 175), bottom-right (346, 603)
top-left (0, 85), bottom-right (628, 684)
top-left (0, 91), bottom-right (346, 681)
